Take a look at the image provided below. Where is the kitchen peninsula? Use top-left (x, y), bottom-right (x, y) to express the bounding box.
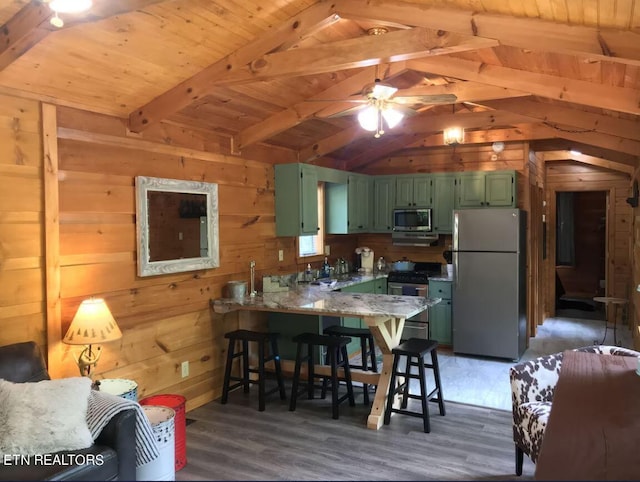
top-left (212, 282), bottom-right (441, 429)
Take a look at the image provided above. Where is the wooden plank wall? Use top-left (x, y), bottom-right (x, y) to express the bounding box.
top-left (544, 161), bottom-right (632, 323)
top-left (631, 172), bottom-right (640, 349)
top-left (0, 94), bottom-right (47, 351)
top-left (0, 95), bottom-right (363, 411)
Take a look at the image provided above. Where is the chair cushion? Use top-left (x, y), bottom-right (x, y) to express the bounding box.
top-left (0, 377), bottom-right (93, 456)
top-left (512, 401), bottom-right (552, 463)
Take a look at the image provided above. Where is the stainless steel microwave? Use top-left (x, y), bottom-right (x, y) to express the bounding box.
top-left (393, 208), bottom-right (432, 232)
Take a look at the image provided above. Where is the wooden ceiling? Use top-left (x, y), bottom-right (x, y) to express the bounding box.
top-left (1, 0), bottom-right (639, 169)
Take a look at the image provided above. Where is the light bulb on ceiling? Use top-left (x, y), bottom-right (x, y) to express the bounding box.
top-left (49, 0), bottom-right (92, 13)
top-left (50, 12), bottom-right (64, 27)
top-left (382, 108), bottom-right (404, 129)
top-left (357, 106), bottom-right (379, 132)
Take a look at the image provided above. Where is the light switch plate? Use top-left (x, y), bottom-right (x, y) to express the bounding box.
top-left (324, 245), bottom-right (330, 255)
top-left (278, 249), bottom-right (284, 261)
top-left (181, 361), bottom-right (189, 378)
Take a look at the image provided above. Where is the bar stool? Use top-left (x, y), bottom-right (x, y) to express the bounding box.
top-left (221, 329), bottom-right (287, 411)
top-left (384, 338), bottom-right (445, 433)
top-left (322, 325), bottom-right (378, 404)
top-left (289, 332), bottom-right (356, 419)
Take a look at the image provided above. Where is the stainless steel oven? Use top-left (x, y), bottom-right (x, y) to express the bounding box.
top-left (387, 281), bottom-right (429, 340)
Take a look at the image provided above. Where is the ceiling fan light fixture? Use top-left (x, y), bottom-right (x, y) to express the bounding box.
top-left (443, 126), bottom-right (464, 146)
top-left (371, 83), bottom-right (397, 100)
top-left (49, 0), bottom-right (92, 14)
top-left (382, 107), bottom-right (404, 129)
top-left (357, 106), bottom-right (379, 132)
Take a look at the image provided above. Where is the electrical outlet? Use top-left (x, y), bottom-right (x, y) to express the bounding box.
top-left (324, 245), bottom-right (330, 255)
top-left (278, 249), bottom-right (284, 262)
top-left (181, 361), bottom-right (189, 378)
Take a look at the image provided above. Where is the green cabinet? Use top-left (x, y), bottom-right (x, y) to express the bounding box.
top-left (432, 173), bottom-right (456, 234)
top-left (340, 279), bottom-right (378, 354)
top-left (456, 171), bottom-right (516, 208)
top-left (395, 175), bottom-right (432, 207)
top-left (267, 312), bottom-right (328, 364)
top-left (373, 277), bottom-right (387, 294)
top-left (347, 174), bottom-right (371, 232)
top-left (326, 174), bottom-right (370, 234)
top-left (371, 176), bottom-right (395, 233)
top-left (428, 280), bottom-right (452, 345)
top-left (275, 163), bottom-right (318, 236)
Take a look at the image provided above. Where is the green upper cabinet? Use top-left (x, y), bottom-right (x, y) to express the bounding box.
top-left (348, 174), bottom-right (371, 233)
top-left (432, 173), bottom-right (456, 234)
top-left (326, 173), bottom-right (370, 234)
top-left (395, 174), bottom-right (432, 208)
top-left (456, 170), bottom-right (517, 208)
top-left (275, 163), bottom-right (318, 236)
top-left (485, 172), bottom-right (516, 206)
top-left (371, 176), bottom-right (395, 233)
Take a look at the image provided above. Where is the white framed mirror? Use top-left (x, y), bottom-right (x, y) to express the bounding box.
top-left (135, 176), bottom-right (220, 277)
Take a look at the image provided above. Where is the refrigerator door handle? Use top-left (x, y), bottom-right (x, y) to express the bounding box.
top-left (453, 252), bottom-right (459, 289)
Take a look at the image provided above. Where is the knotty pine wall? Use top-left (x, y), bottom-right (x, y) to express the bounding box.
top-left (0, 94), bottom-right (363, 411)
top-left (0, 94), bottom-right (47, 353)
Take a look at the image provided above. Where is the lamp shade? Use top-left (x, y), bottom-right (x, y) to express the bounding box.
top-left (443, 126), bottom-right (464, 145)
top-left (63, 298), bottom-right (122, 345)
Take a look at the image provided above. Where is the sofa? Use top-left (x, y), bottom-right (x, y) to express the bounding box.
top-left (0, 341), bottom-right (137, 481)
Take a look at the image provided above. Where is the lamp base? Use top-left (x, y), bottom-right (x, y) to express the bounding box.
top-left (76, 344), bottom-right (101, 378)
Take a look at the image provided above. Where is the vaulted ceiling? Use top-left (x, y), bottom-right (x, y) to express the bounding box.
top-left (1, 0), bottom-right (639, 170)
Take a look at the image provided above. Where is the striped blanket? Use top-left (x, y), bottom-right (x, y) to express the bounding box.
top-left (87, 390), bottom-right (159, 466)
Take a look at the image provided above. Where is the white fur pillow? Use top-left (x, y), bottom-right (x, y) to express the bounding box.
top-left (0, 377), bottom-right (94, 456)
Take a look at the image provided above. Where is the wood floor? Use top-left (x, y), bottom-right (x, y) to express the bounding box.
top-left (176, 384), bottom-right (535, 481)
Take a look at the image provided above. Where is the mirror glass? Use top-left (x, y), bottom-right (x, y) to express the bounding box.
top-left (136, 176), bottom-right (219, 277)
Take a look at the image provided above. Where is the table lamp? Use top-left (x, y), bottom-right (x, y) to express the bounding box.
top-left (63, 298), bottom-right (122, 378)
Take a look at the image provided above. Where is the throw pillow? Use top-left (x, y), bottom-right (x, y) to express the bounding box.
top-left (0, 377), bottom-right (94, 456)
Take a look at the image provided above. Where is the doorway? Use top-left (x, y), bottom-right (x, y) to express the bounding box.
top-left (554, 190), bottom-right (606, 321)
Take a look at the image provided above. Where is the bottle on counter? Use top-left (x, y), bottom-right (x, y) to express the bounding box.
top-left (321, 257), bottom-right (331, 278)
top-left (305, 263), bottom-right (313, 282)
top-left (376, 256), bottom-right (386, 273)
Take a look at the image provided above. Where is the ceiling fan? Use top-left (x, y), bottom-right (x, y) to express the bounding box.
top-left (312, 72), bottom-right (457, 138)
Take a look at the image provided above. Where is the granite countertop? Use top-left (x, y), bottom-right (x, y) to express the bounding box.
top-left (428, 273), bottom-right (454, 282)
top-left (212, 282), bottom-right (441, 319)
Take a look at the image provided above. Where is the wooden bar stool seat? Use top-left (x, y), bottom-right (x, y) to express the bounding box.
top-left (289, 332), bottom-right (356, 419)
top-left (322, 324), bottom-right (378, 405)
top-left (384, 338), bottom-right (445, 433)
top-left (221, 329), bottom-right (286, 411)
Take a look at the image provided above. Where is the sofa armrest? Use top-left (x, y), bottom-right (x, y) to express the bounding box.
top-left (95, 408), bottom-right (136, 481)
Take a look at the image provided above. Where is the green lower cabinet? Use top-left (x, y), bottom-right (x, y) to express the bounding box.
top-left (429, 300), bottom-right (452, 345)
top-left (267, 312), bottom-right (328, 364)
top-left (340, 280), bottom-right (376, 354)
top-left (428, 280), bottom-right (452, 345)
top-left (373, 278), bottom-right (387, 294)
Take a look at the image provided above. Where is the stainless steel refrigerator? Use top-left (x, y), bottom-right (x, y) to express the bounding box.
top-left (452, 208), bottom-right (527, 360)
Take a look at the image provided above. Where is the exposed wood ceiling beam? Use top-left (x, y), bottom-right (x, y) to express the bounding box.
top-left (208, 28), bottom-right (496, 86)
top-left (231, 63), bottom-right (410, 153)
top-left (407, 57), bottom-right (640, 116)
top-left (0, 0), bottom-right (168, 73)
top-left (0, 1), bottom-right (51, 72)
top-left (525, 123), bottom-right (640, 157)
top-left (335, 0), bottom-right (640, 66)
top-left (127, 1), bottom-right (342, 133)
top-left (298, 109), bottom-right (535, 162)
top-left (348, 125), bottom-right (552, 170)
top-left (480, 98), bottom-right (640, 142)
top-left (542, 150), bottom-right (634, 175)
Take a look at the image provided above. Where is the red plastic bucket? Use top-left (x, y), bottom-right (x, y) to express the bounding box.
top-left (140, 394), bottom-right (187, 471)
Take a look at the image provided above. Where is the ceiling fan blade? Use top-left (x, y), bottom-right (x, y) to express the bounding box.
top-left (318, 104), bottom-right (367, 118)
top-left (393, 94), bottom-right (458, 105)
top-left (302, 98), bottom-right (369, 104)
